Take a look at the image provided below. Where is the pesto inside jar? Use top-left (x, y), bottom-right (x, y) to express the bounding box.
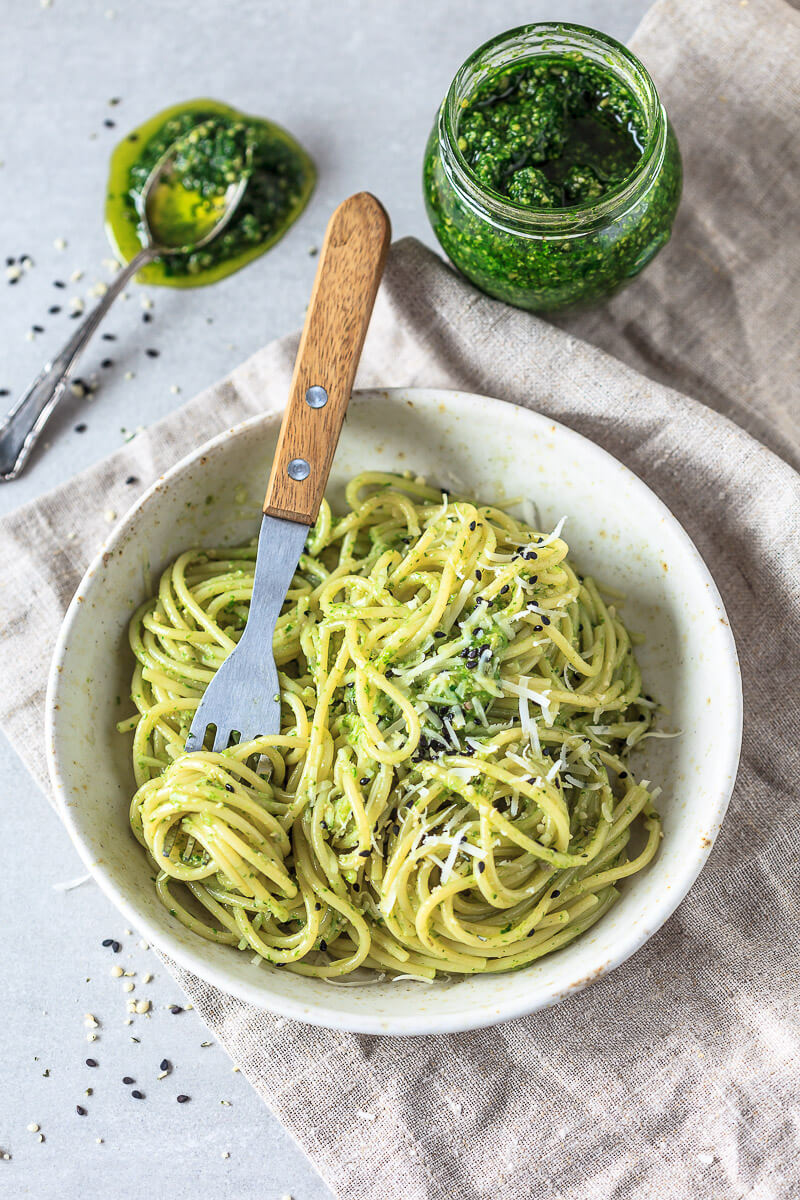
top-left (458, 55), bottom-right (645, 208)
top-left (423, 23), bottom-right (683, 313)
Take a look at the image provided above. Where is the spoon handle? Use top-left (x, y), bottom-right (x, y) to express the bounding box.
top-left (263, 192), bottom-right (391, 524)
top-left (0, 247), bottom-right (156, 482)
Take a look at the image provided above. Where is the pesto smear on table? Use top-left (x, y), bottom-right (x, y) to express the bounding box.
top-left (105, 99), bottom-right (315, 287)
top-left (458, 56), bottom-right (645, 208)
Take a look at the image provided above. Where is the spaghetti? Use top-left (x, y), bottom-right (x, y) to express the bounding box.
top-left (120, 471), bottom-right (662, 980)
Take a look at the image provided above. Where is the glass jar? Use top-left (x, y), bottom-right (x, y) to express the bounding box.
top-left (423, 23), bottom-right (682, 313)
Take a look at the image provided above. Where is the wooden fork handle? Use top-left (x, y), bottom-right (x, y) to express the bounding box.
top-left (263, 192), bottom-right (391, 524)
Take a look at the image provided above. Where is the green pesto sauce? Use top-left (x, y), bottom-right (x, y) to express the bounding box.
top-left (458, 56), bottom-right (644, 208)
top-left (105, 99), bottom-right (315, 288)
top-left (424, 49), bottom-right (682, 312)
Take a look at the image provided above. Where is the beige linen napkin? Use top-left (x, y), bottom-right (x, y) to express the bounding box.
top-left (1, 1), bottom-right (799, 1197)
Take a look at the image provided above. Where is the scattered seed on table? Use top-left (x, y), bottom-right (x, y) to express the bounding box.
top-left (142, 312), bottom-right (152, 323)
top-left (104, 119), bottom-right (116, 128)
top-left (76, 1106), bottom-right (87, 1116)
top-left (101, 332), bottom-right (116, 340)
top-left (0, 388), bottom-right (9, 397)
top-left (122, 1076), bottom-right (135, 1085)
top-left (32, 324), bottom-right (44, 333)
top-left (85, 1058), bottom-right (98, 1068)
top-left (125, 475), bottom-right (139, 485)
top-left (160, 1059), bottom-right (171, 1072)
top-left (53, 279), bottom-right (66, 288)
top-left (131, 1090), bottom-right (144, 1100)
top-left (101, 358), bottom-right (113, 368)
top-left (74, 423), bottom-right (87, 433)
top-left (176, 1095), bottom-right (190, 1103)
top-left (145, 348), bottom-right (159, 357)
top-left (26, 1123), bottom-right (40, 1133)
top-left (169, 1005), bottom-right (183, 1014)
top-left (48, 305), bottom-right (61, 314)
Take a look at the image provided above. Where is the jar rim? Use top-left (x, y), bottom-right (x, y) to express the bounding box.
top-left (440, 21), bottom-right (666, 235)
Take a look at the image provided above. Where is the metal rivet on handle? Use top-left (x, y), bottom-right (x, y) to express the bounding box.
top-left (305, 386), bottom-right (328, 409)
top-left (287, 458), bottom-right (310, 481)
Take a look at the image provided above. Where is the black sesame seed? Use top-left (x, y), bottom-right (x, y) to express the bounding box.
top-left (85, 1058), bottom-right (98, 1068)
top-left (477, 861), bottom-right (486, 873)
top-left (224, 783), bottom-right (234, 792)
top-left (359, 776), bottom-right (369, 786)
top-left (142, 312), bottom-right (152, 323)
top-left (145, 347), bottom-right (159, 357)
top-left (101, 938), bottom-right (113, 947)
top-left (76, 1105), bottom-right (87, 1116)
top-left (122, 1076), bottom-right (135, 1085)
top-left (533, 624), bottom-right (543, 632)
top-left (74, 423), bottom-right (87, 433)
top-left (392, 823), bottom-right (400, 835)
top-left (104, 119), bottom-right (116, 128)
top-left (176, 1094), bottom-right (190, 1103)
top-left (353, 882), bottom-right (360, 892)
top-left (529, 575), bottom-right (538, 584)
top-left (48, 305), bottom-right (61, 314)
top-left (109, 96), bottom-right (121, 105)
top-left (500, 585), bottom-right (509, 594)
top-left (434, 630), bottom-right (446, 639)
top-left (475, 570), bottom-right (482, 581)
top-left (0, 388), bottom-right (8, 397)
top-left (32, 324), bottom-right (44, 333)
top-left (619, 771), bottom-right (628, 779)
top-left (160, 1058), bottom-right (170, 1071)
top-left (101, 332), bottom-right (116, 341)
top-left (131, 1090), bottom-right (144, 1100)
top-left (359, 849), bottom-right (370, 858)
top-left (70, 310), bottom-right (81, 318)
top-left (128, 133), bottom-right (139, 143)
top-left (469, 521), bottom-right (476, 531)
top-left (7, 276), bottom-right (17, 284)
top-left (5, 257), bottom-right (14, 266)
top-left (169, 1005), bottom-right (183, 1014)
top-left (319, 940), bottom-right (328, 952)
top-left (314, 903), bottom-right (321, 911)
top-left (542, 616), bottom-right (551, 626)
top-left (111, 941), bottom-right (121, 953)
top-left (125, 475), bottom-right (139, 485)
top-left (101, 358), bottom-right (113, 368)
top-left (53, 280), bottom-right (66, 288)
top-left (552, 889), bottom-right (560, 897)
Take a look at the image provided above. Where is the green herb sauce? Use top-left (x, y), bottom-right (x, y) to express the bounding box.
top-left (458, 56), bottom-right (644, 207)
top-left (105, 99), bottom-right (315, 288)
top-left (424, 45), bottom-right (682, 312)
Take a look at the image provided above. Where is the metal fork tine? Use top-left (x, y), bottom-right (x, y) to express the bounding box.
top-left (212, 726), bottom-right (233, 753)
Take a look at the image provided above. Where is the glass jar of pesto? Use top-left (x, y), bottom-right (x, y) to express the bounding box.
top-left (423, 23), bottom-right (682, 312)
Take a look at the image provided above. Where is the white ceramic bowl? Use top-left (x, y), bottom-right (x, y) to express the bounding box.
top-left (46, 388), bottom-right (741, 1035)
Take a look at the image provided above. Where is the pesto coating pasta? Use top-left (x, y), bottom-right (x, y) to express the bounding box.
top-left (120, 471), bottom-right (662, 980)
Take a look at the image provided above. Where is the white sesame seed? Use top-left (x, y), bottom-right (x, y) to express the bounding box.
top-left (104, 510), bottom-right (117, 524)
top-left (54, 238), bottom-right (67, 250)
top-left (25, 330), bottom-right (35, 341)
top-left (122, 980), bottom-right (134, 992)
top-left (281, 1194), bottom-right (294, 1200)
top-left (220, 1100), bottom-right (231, 1106)
top-left (232, 1065), bottom-right (240, 1073)
top-left (221, 1151), bottom-right (230, 1159)
top-left (110, 966), bottom-right (123, 978)
top-left (124, 1018), bottom-right (132, 1025)
top-left (84, 1014), bottom-right (98, 1027)
top-left (95, 1138), bottom-right (103, 1144)
top-left (124, 928), bottom-right (132, 935)
top-left (27, 1123), bottom-right (40, 1133)
top-left (157, 1071), bottom-right (168, 1080)
top-left (86, 1032), bottom-right (98, 1042)
top-left (123, 970), bottom-right (135, 977)
top-left (66, 532), bottom-right (77, 541)
top-left (138, 940), bottom-right (149, 950)
top-left (40, 0), bottom-right (53, 8)
top-left (134, 999), bottom-right (150, 1014)
top-left (69, 268), bottom-right (83, 282)
top-left (37, 1134), bottom-right (44, 1143)
top-left (126, 1000), bottom-right (136, 1012)
top-left (140, 296), bottom-right (153, 310)
top-left (169, 385), bottom-right (180, 394)
top-left (143, 973), bottom-right (153, 983)
top-left (88, 281), bottom-right (108, 298)
top-left (124, 371), bottom-right (135, 381)
top-left (5, 265), bottom-right (21, 282)
top-left (69, 296), bottom-right (84, 313)
top-left (2, 1152), bottom-right (11, 1160)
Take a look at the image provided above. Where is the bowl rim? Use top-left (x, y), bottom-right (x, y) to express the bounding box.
top-left (45, 386), bottom-right (743, 1036)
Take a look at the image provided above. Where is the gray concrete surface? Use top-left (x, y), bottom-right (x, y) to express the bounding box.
top-left (0, 2), bottom-right (650, 1196)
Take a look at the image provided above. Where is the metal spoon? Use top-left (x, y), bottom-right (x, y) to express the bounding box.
top-left (0, 131), bottom-right (252, 482)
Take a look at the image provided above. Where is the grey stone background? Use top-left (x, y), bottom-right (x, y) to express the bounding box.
top-left (0, 2), bottom-right (649, 1196)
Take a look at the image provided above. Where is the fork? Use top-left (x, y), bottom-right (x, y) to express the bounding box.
top-left (185, 192), bottom-right (391, 753)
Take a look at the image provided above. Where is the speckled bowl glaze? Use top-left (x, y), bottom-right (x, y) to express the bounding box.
top-left (46, 388), bottom-right (742, 1036)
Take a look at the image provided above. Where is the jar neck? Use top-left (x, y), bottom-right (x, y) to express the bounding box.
top-left (438, 22), bottom-right (668, 237)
